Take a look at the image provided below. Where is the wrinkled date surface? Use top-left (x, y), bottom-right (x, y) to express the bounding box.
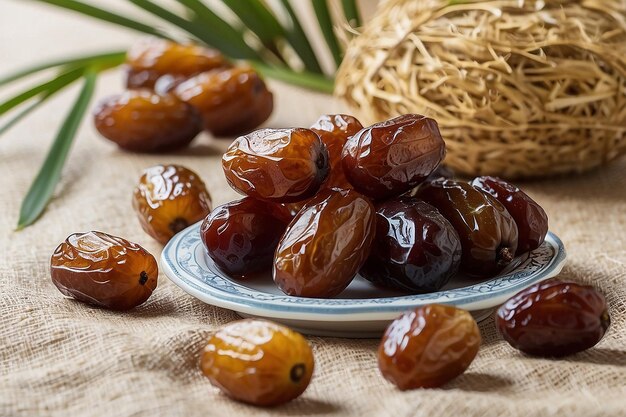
top-left (285, 114), bottom-right (363, 215)
top-left (125, 37), bottom-right (229, 90)
top-left (222, 128), bottom-right (329, 203)
top-left (360, 198), bottom-right (461, 293)
top-left (50, 231), bottom-right (158, 310)
top-left (133, 164), bottom-right (212, 244)
top-left (201, 319), bottom-right (314, 406)
top-left (310, 113), bottom-right (363, 189)
top-left (471, 176), bottom-right (548, 254)
top-left (175, 66), bottom-right (273, 136)
top-left (274, 189), bottom-right (375, 298)
top-left (416, 179), bottom-right (519, 277)
top-left (497, 279), bottom-right (610, 357)
top-left (378, 305), bottom-right (481, 389)
top-left (200, 197), bottom-right (291, 277)
top-left (342, 114), bottom-right (445, 199)
top-left (93, 91), bottom-right (202, 152)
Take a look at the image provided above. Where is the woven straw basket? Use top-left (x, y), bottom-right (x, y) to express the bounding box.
top-left (335, 0), bottom-right (626, 179)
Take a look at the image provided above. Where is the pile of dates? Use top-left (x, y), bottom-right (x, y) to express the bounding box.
top-left (202, 113), bottom-right (549, 298)
top-left (93, 38), bottom-right (273, 152)
top-left (47, 109), bottom-right (611, 408)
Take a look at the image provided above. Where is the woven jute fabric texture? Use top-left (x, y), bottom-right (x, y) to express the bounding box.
top-left (1, 2), bottom-right (625, 417)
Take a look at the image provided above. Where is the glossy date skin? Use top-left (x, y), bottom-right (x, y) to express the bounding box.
top-left (416, 179), bottom-right (519, 277)
top-left (471, 176), bottom-right (548, 254)
top-left (342, 114), bottom-right (445, 199)
top-left (378, 305), bottom-right (481, 390)
top-left (50, 231), bottom-right (158, 310)
top-left (360, 198), bottom-right (461, 293)
top-left (200, 198), bottom-right (291, 277)
top-left (133, 165), bottom-right (212, 244)
top-left (496, 279), bottom-right (610, 357)
top-left (93, 91), bottom-right (202, 152)
top-left (222, 128), bottom-right (329, 203)
top-left (285, 114), bottom-right (363, 215)
top-left (125, 37), bottom-right (229, 90)
top-left (201, 319), bottom-right (314, 407)
top-left (175, 66), bottom-right (273, 136)
top-left (274, 189), bottom-right (376, 298)
top-left (310, 113), bottom-right (363, 189)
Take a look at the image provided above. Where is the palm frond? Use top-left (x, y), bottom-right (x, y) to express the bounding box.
top-left (3, 0), bottom-right (363, 228)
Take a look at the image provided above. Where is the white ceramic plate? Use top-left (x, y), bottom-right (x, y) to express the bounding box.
top-left (161, 222), bottom-right (567, 337)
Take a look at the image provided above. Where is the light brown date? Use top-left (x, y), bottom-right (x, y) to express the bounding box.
top-left (201, 319), bottom-right (314, 406)
top-left (133, 164), bottom-right (212, 244)
top-left (378, 304), bottom-right (481, 390)
top-left (273, 188), bottom-right (376, 298)
top-left (222, 128), bottom-right (329, 203)
top-left (93, 91), bottom-right (202, 152)
top-left (175, 66), bottom-right (273, 136)
top-left (125, 37), bottom-right (229, 90)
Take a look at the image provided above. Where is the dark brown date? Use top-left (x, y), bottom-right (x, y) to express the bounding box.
top-left (342, 114), bottom-right (445, 199)
top-left (50, 231), bottom-right (158, 310)
top-left (200, 198), bottom-right (291, 277)
top-left (133, 164), bottom-right (212, 244)
top-left (175, 66), bottom-right (273, 136)
top-left (125, 38), bottom-right (229, 90)
top-left (378, 305), bottom-right (481, 390)
top-left (471, 176), bottom-right (548, 254)
top-left (360, 198), bottom-right (461, 293)
top-left (93, 91), bottom-right (202, 152)
top-left (416, 179), bottom-right (519, 277)
top-left (274, 189), bottom-right (376, 298)
top-left (496, 279), bottom-right (610, 357)
top-left (310, 114), bottom-right (363, 189)
top-left (222, 128), bottom-right (329, 203)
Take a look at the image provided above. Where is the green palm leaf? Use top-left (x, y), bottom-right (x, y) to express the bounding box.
top-left (17, 70), bottom-right (97, 230)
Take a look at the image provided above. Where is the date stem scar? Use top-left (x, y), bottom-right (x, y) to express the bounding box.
top-left (290, 363), bottom-right (306, 383)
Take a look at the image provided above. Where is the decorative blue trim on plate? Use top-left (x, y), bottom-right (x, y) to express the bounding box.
top-left (161, 222), bottom-right (567, 316)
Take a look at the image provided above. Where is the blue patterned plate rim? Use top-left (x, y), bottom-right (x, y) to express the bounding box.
top-left (161, 222), bottom-right (567, 319)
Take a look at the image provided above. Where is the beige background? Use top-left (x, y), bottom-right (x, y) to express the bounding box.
top-left (1, 1), bottom-right (625, 416)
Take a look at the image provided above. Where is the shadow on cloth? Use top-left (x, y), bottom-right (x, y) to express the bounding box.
top-left (563, 348), bottom-right (626, 367)
top-left (270, 397), bottom-right (344, 415)
top-left (446, 372), bottom-right (513, 392)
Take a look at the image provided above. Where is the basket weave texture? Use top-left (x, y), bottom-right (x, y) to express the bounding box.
top-left (336, 0), bottom-right (626, 179)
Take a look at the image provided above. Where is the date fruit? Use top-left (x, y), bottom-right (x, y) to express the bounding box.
top-left (378, 305), bottom-right (481, 390)
top-left (133, 164), bottom-right (212, 244)
top-left (274, 189), bottom-right (375, 298)
top-left (125, 38), bottom-right (228, 90)
top-left (222, 128), bottom-right (329, 203)
top-left (360, 198), bottom-right (461, 293)
top-left (496, 279), bottom-right (610, 357)
top-left (94, 91), bottom-right (202, 152)
top-left (200, 198), bottom-right (291, 277)
top-left (201, 319), bottom-right (314, 406)
top-left (284, 114), bottom-right (363, 215)
top-left (50, 231), bottom-right (158, 310)
top-left (175, 66), bottom-right (273, 136)
top-left (471, 176), bottom-right (548, 254)
top-left (342, 114), bottom-right (445, 199)
top-left (310, 113), bottom-right (363, 189)
top-left (416, 179), bottom-right (519, 277)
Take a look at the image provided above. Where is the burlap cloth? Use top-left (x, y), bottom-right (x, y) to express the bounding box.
top-left (1, 2), bottom-right (625, 417)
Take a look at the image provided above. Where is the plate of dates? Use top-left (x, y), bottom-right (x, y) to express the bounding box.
top-left (161, 223), bottom-right (566, 337)
top-left (161, 113), bottom-right (567, 337)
